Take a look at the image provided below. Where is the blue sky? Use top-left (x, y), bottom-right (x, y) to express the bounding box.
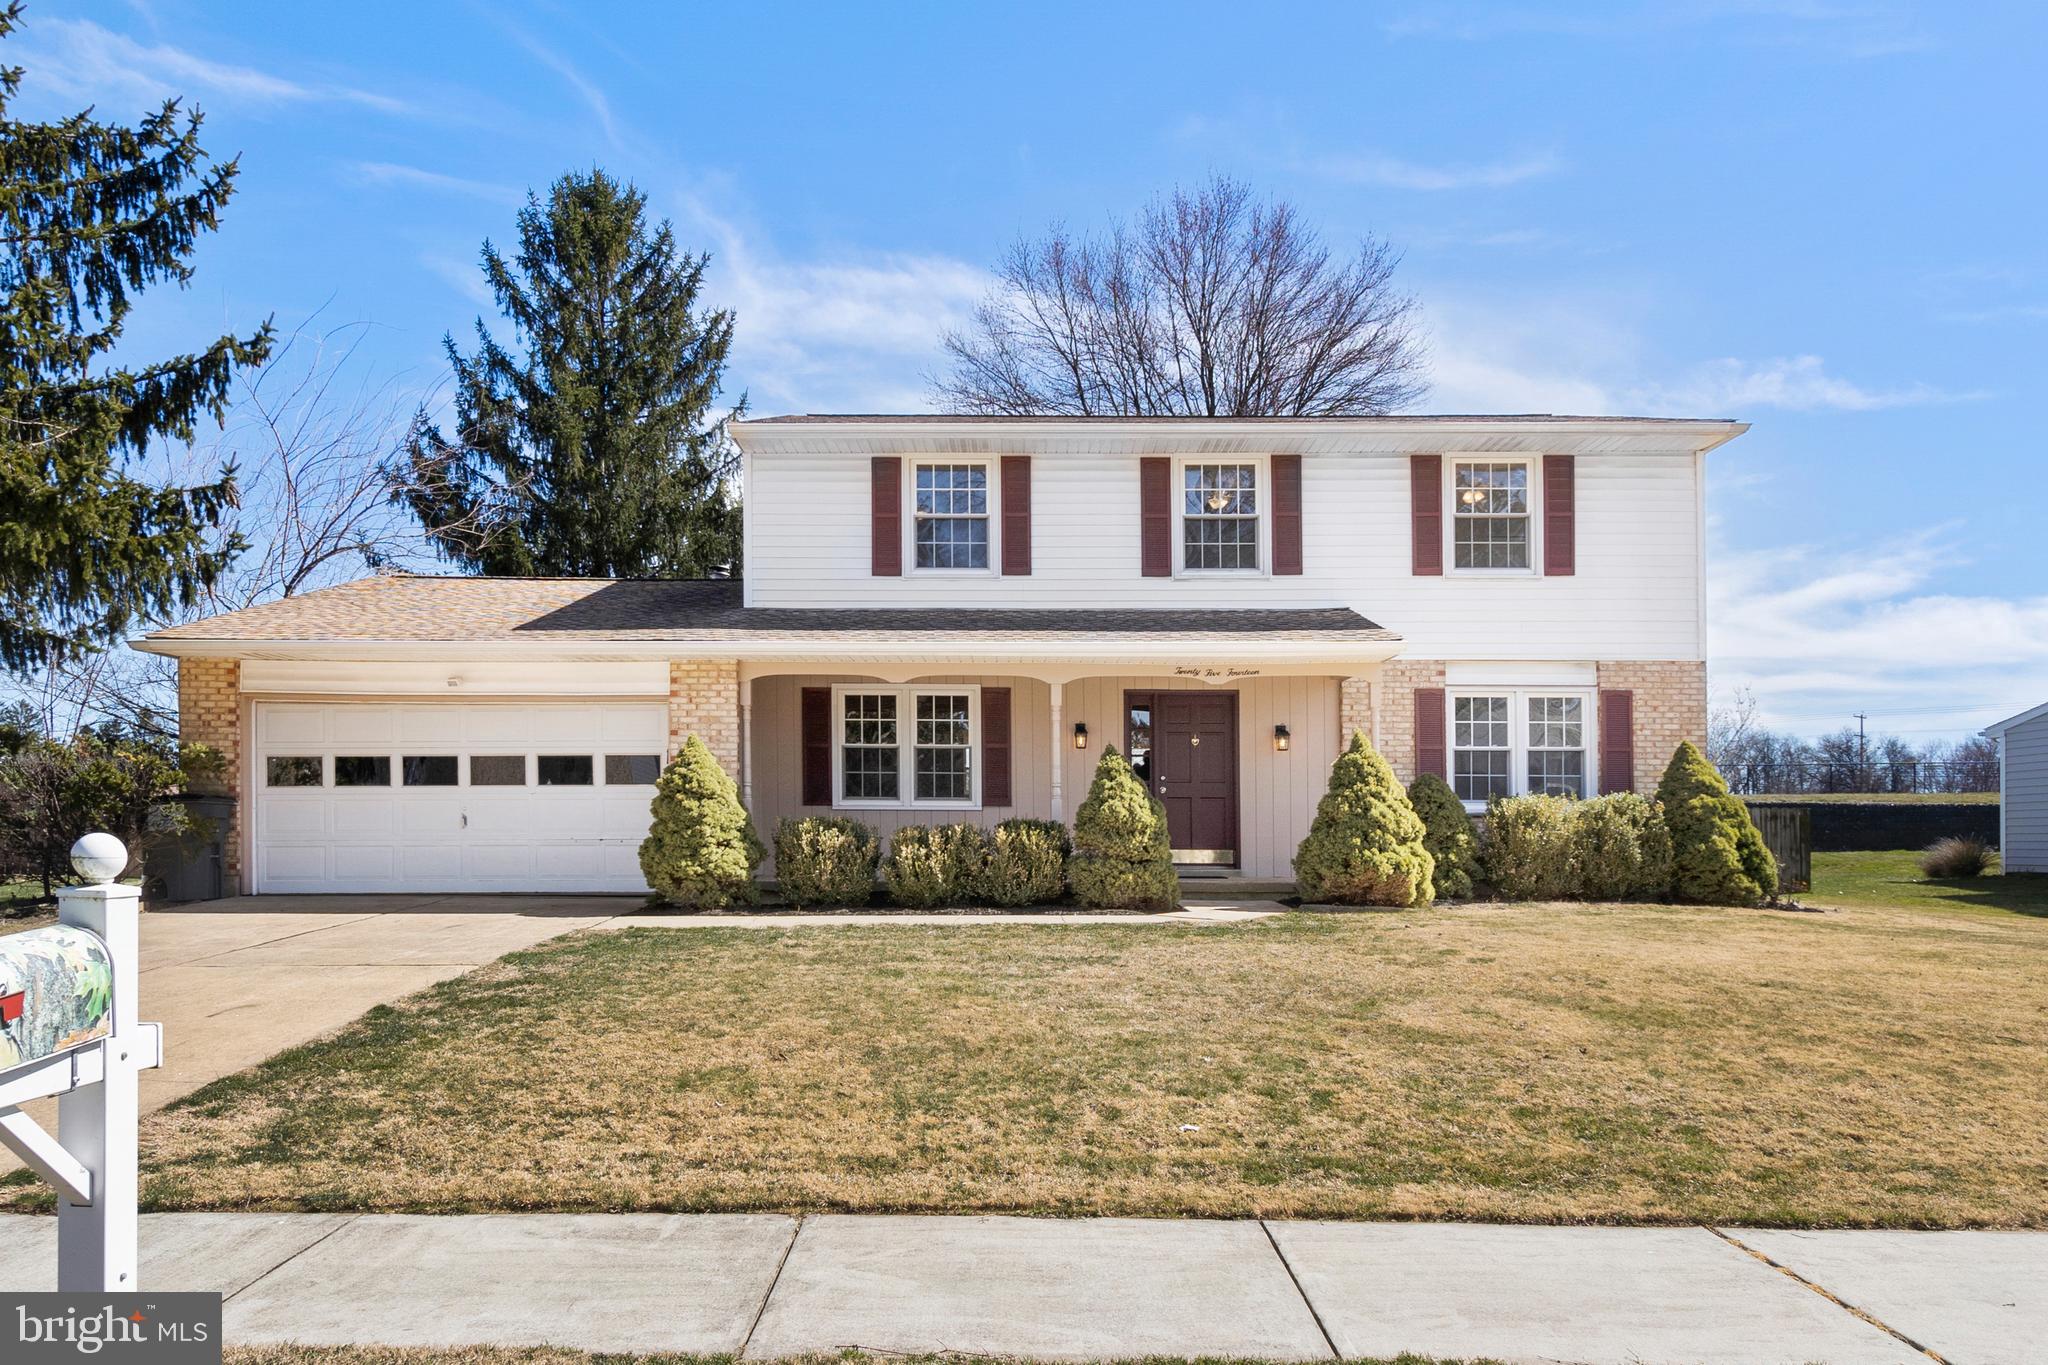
top-left (14, 1), bottom-right (2046, 741)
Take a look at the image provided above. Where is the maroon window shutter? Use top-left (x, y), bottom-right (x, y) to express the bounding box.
top-left (982, 687), bottom-right (1012, 805)
top-left (1001, 456), bottom-right (1032, 576)
top-left (1600, 689), bottom-right (1635, 794)
top-left (1414, 687), bottom-right (1447, 779)
top-left (801, 687), bottom-right (833, 805)
top-left (871, 457), bottom-right (902, 576)
top-left (1543, 454), bottom-right (1576, 576)
top-left (1140, 457), bottom-right (1172, 576)
top-left (1272, 454), bottom-right (1303, 575)
top-left (1410, 455), bottom-right (1443, 576)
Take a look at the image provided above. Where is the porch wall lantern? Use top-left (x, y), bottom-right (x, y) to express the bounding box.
top-left (1274, 724), bottom-right (1291, 752)
top-left (1073, 722), bottom-right (1089, 750)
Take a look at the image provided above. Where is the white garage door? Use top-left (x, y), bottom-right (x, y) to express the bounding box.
top-left (252, 701), bottom-right (667, 894)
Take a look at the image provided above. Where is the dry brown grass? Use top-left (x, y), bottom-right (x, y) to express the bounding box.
top-left (28, 900), bottom-right (2042, 1228)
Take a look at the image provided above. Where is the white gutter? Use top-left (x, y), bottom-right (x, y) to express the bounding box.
top-left (131, 635), bottom-right (1405, 666)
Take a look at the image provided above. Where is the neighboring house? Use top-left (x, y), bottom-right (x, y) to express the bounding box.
top-left (1985, 702), bottom-right (2048, 873)
top-left (135, 414), bottom-right (1743, 895)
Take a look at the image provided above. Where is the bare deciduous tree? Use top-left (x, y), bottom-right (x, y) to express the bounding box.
top-left (933, 174), bottom-right (1427, 417)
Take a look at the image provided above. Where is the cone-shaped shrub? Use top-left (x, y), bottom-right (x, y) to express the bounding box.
top-left (1407, 772), bottom-right (1478, 900)
top-left (773, 816), bottom-right (879, 908)
top-left (1294, 732), bottom-right (1435, 906)
top-left (1068, 745), bottom-right (1179, 909)
top-left (882, 823), bottom-right (987, 908)
top-left (1655, 741), bottom-right (1778, 905)
top-left (639, 736), bottom-right (764, 907)
top-left (976, 818), bottom-right (1071, 906)
top-left (1573, 792), bottom-right (1674, 901)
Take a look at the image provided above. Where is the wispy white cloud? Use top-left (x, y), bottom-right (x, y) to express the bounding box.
top-left (1313, 150), bottom-right (1560, 191)
top-left (350, 162), bottom-right (523, 205)
top-left (1942, 303), bottom-right (2048, 325)
top-left (1384, 2), bottom-right (1930, 59)
top-left (501, 24), bottom-right (622, 150)
top-left (1629, 354), bottom-right (1985, 413)
top-left (678, 200), bottom-right (989, 414)
top-left (417, 251), bottom-right (494, 308)
top-left (18, 18), bottom-right (411, 115)
top-left (1708, 532), bottom-right (2048, 736)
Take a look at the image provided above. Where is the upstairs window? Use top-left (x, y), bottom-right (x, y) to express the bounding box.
top-left (913, 463), bottom-right (990, 570)
top-left (1453, 461), bottom-right (1530, 570)
top-left (1183, 462), bottom-right (1259, 571)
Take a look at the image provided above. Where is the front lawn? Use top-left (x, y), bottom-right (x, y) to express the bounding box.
top-left (1809, 849), bottom-right (2048, 918)
top-left (62, 895), bottom-right (2045, 1230)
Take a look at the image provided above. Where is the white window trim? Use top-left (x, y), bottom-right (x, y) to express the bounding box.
top-left (905, 458), bottom-right (1000, 577)
top-left (1447, 687), bottom-right (1599, 812)
top-left (1443, 454), bottom-right (1542, 578)
top-left (1173, 454), bottom-right (1271, 578)
top-left (830, 683), bottom-right (983, 810)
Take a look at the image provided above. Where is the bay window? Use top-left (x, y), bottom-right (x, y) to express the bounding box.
top-left (836, 686), bottom-right (979, 807)
top-left (1449, 689), bottom-right (1593, 805)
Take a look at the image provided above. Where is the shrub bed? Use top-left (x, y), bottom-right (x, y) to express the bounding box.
top-left (882, 823), bottom-right (988, 909)
top-left (977, 818), bottom-right (1071, 906)
top-left (773, 816), bottom-right (880, 908)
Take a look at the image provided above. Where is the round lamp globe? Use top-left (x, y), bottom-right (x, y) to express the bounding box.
top-left (70, 832), bottom-right (129, 884)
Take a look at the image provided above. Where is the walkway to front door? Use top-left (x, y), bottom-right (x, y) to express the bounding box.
top-left (1126, 690), bottom-right (1240, 866)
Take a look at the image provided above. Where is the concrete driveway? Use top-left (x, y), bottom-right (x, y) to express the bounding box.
top-left (2, 894), bottom-right (623, 1175)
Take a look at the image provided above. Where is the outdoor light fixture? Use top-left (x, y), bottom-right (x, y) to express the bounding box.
top-left (1073, 722), bottom-right (1088, 749)
top-left (1274, 724), bottom-right (1291, 752)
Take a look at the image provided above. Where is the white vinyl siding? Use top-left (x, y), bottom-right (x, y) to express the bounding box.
top-left (743, 444), bottom-right (1704, 661)
top-left (2001, 712), bottom-right (2048, 872)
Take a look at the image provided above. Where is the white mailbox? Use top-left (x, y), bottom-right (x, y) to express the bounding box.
top-left (0, 834), bottom-right (164, 1292)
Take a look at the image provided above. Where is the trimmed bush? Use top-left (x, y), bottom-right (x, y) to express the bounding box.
top-left (773, 816), bottom-right (879, 908)
top-left (1293, 732), bottom-right (1434, 907)
top-left (977, 818), bottom-right (1071, 906)
top-left (1482, 794), bottom-right (1579, 900)
top-left (882, 823), bottom-right (987, 908)
top-left (1573, 792), bottom-right (1674, 901)
top-left (1069, 745), bottom-right (1180, 910)
top-left (1407, 772), bottom-right (1479, 900)
top-left (1920, 836), bottom-right (1997, 879)
top-left (639, 736), bottom-right (764, 907)
top-left (1656, 741), bottom-right (1778, 905)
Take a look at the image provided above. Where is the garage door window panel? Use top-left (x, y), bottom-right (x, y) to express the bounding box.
top-left (470, 754), bottom-right (527, 786)
top-left (403, 755), bottom-right (458, 786)
top-left (266, 756), bottom-right (323, 787)
top-left (538, 755), bottom-right (594, 786)
top-left (334, 756), bottom-right (391, 787)
top-left (604, 754), bottom-right (660, 785)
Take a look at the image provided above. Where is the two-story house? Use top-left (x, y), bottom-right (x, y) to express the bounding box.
top-left (137, 414), bottom-right (1743, 895)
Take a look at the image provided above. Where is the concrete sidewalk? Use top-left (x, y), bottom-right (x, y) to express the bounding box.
top-left (0, 1213), bottom-right (2037, 1363)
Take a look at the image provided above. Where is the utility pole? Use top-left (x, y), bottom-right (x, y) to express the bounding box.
top-left (1853, 711), bottom-right (1869, 791)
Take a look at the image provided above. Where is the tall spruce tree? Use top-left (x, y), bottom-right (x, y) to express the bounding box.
top-left (400, 170), bottom-right (743, 578)
top-left (0, 3), bottom-right (273, 673)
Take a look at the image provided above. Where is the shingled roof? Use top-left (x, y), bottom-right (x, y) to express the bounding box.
top-left (142, 575), bottom-right (1397, 645)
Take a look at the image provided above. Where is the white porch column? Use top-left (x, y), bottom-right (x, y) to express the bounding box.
top-left (1049, 680), bottom-right (1065, 822)
top-left (740, 677), bottom-right (755, 810)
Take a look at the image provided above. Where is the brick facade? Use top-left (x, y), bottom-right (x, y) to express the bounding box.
top-left (668, 659), bottom-right (741, 781)
top-left (1338, 676), bottom-right (1374, 750)
top-left (176, 658), bottom-right (243, 895)
top-left (1374, 658), bottom-right (1449, 785)
top-left (1596, 659), bottom-right (1708, 794)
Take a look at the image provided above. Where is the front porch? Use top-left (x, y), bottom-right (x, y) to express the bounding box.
top-left (737, 665), bottom-right (1387, 880)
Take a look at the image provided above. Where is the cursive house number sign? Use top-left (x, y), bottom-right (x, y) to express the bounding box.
top-left (1171, 666), bottom-right (1262, 680)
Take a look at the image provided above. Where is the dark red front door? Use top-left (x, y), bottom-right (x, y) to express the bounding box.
top-left (1129, 690), bottom-right (1239, 864)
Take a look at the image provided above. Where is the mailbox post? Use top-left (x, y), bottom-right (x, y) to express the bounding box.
top-left (0, 834), bottom-right (163, 1291)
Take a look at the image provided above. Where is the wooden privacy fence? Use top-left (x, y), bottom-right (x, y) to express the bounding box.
top-left (1744, 802), bottom-right (1811, 892)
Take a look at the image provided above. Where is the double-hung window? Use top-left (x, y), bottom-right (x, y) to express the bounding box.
top-left (913, 463), bottom-right (990, 570)
top-left (1452, 460), bottom-right (1531, 570)
top-left (836, 686), bottom-right (979, 807)
top-left (1182, 462), bottom-right (1260, 571)
top-left (1449, 690), bottom-right (1592, 805)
